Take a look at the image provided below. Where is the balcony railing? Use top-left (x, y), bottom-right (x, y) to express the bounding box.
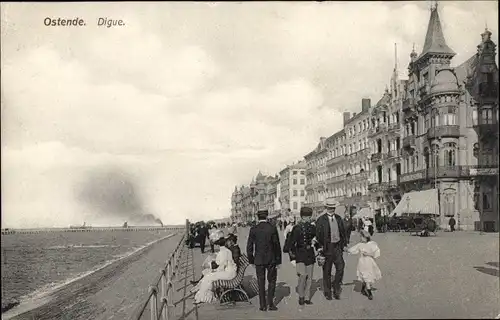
top-left (387, 149), bottom-right (401, 158)
top-left (427, 125), bottom-right (460, 140)
top-left (325, 156), bottom-right (341, 167)
top-left (399, 169), bottom-right (427, 183)
top-left (402, 135), bottom-right (416, 149)
top-left (389, 123), bottom-right (401, 132)
top-left (398, 165), bottom-right (499, 184)
top-left (402, 97), bottom-right (415, 112)
top-left (371, 152), bottom-right (387, 162)
top-left (368, 182), bottom-right (389, 193)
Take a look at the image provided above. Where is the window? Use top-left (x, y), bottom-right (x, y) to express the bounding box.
top-left (425, 114), bottom-right (430, 130)
top-left (481, 108), bottom-right (493, 124)
top-left (442, 113), bottom-right (457, 125)
top-left (293, 190), bottom-right (298, 197)
top-left (472, 108), bottom-right (478, 126)
top-left (293, 170), bottom-right (298, 175)
top-left (483, 192), bottom-right (491, 210)
top-left (300, 178), bottom-right (305, 185)
top-left (300, 190), bottom-right (305, 197)
top-left (293, 179), bottom-right (297, 185)
top-left (260, 194), bottom-right (265, 201)
top-left (293, 202), bottom-right (298, 210)
top-left (300, 170), bottom-right (305, 175)
top-left (443, 143), bottom-right (456, 167)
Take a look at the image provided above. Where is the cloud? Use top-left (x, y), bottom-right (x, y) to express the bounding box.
top-left (1, 1), bottom-right (498, 227)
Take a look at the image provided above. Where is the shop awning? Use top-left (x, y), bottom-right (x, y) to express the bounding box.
top-left (352, 207), bottom-right (373, 220)
top-left (392, 189), bottom-right (439, 217)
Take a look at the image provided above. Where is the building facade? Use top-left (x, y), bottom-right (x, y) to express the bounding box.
top-left (398, 4), bottom-right (498, 231)
top-left (279, 161), bottom-right (307, 219)
top-left (467, 27), bottom-right (499, 232)
top-left (367, 58), bottom-right (406, 216)
top-left (305, 99), bottom-right (372, 218)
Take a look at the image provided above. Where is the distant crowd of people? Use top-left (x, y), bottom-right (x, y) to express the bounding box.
top-left (186, 199), bottom-right (382, 310)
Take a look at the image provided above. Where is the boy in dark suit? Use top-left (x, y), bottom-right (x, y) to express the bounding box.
top-left (246, 210), bottom-right (282, 312)
top-left (283, 206), bottom-right (316, 306)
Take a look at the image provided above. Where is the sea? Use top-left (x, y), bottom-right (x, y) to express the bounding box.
top-left (1, 229), bottom-right (175, 313)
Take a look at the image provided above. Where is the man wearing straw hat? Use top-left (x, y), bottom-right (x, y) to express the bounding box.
top-left (315, 199), bottom-right (348, 300)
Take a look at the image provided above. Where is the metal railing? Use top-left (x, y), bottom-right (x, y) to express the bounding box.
top-left (131, 232), bottom-right (187, 320)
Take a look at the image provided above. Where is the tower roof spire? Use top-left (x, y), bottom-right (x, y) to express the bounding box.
top-left (419, 3), bottom-right (455, 59)
top-left (394, 43), bottom-right (398, 71)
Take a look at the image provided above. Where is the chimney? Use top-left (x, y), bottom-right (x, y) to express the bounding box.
top-left (343, 112), bottom-right (351, 126)
top-left (362, 98), bottom-right (371, 112)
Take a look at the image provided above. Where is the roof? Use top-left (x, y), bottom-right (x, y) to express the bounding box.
top-left (419, 7), bottom-right (455, 58)
top-left (454, 54), bottom-right (478, 84)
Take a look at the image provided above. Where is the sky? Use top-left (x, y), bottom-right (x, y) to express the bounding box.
top-left (1, 2), bottom-right (498, 228)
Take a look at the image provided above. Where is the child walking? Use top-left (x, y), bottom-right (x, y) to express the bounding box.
top-left (347, 230), bottom-right (381, 300)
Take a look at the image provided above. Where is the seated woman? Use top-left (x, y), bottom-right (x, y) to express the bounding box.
top-left (192, 236), bottom-right (237, 304)
top-left (191, 234), bottom-right (240, 286)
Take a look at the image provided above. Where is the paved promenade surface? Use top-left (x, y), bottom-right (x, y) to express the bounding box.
top-left (186, 228), bottom-right (499, 320)
top-left (4, 232), bottom-right (184, 320)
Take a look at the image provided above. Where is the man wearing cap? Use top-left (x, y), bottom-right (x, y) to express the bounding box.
top-left (246, 210), bottom-right (282, 312)
top-left (315, 199), bottom-right (348, 300)
top-left (283, 206), bottom-right (316, 306)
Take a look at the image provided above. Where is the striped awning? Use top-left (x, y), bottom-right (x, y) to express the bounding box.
top-left (392, 189), bottom-right (439, 216)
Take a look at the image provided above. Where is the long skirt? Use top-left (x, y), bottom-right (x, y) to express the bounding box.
top-left (194, 269), bottom-right (237, 303)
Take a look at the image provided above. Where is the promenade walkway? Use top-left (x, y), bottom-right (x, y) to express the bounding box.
top-left (183, 227), bottom-right (499, 319)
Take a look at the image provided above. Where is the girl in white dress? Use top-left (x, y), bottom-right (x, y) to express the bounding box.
top-left (192, 237), bottom-right (237, 304)
top-left (347, 230), bottom-right (381, 300)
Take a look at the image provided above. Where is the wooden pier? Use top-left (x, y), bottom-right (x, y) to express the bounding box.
top-left (1, 226), bottom-right (184, 235)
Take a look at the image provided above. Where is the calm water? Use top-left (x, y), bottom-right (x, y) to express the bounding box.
top-left (1, 230), bottom-right (172, 309)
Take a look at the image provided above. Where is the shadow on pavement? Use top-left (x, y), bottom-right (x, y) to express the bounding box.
top-left (474, 266), bottom-right (500, 277)
top-left (486, 262), bottom-right (499, 268)
top-left (274, 282), bottom-right (291, 306)
top-left (309, 279), bottom-right (322, 300)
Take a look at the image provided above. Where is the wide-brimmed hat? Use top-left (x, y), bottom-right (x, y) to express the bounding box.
top-left (225, 233), bottom-right (237, 243)
top-left (214, 236), bottom-right (226, 246)
top-left (325, 199), bottom-right (340, 209)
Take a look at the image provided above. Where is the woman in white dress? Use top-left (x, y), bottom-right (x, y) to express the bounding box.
top-left (347, 230), bottom-right (381, 300)
top-left (192, 237), bottom-right (237, 304)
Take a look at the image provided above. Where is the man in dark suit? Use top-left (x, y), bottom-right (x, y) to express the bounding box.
top-left (315, 199), bottom-right (347, 300)
top-left (198, 222), bottom-right (209, 254)
top-left (246, 210), bottom-right (282, 312)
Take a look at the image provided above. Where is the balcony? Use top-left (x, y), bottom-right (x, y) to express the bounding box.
top-left (428, 166), bottom-right (466, 179)
top-left (466, 165), bottom-right (498, 177)
top-left (368, 182), bottom-right (389, 193)
top-left (402, 97), bottom-right (415, 112)
top-left (402, 135), bottom-right (416, 149)
top-left (371, 152), bottom-right (386, 162)
top-left (427, 125), bottom-right (460, 140)
top-left (326, 155), bottom-right (346, 167)
top-left (389, 123), bottom-right (401, 132)
top-left (326, 175), bottom-right (344, 185)
top-left (399, 169), bottom-right (427, 184)
top-left (419, 83), bottom-right (429, 97)
top-left (369, 123), bottom-right (388, 137)
top-left (387, 149), bottom-right (401, 159)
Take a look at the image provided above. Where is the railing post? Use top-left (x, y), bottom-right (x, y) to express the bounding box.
top-left (166, 261), bottom-right (172, 304)
top-left (149, 285), bottom-right (158, 320)
top-left (160, 269), bottom-right (168, 320)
